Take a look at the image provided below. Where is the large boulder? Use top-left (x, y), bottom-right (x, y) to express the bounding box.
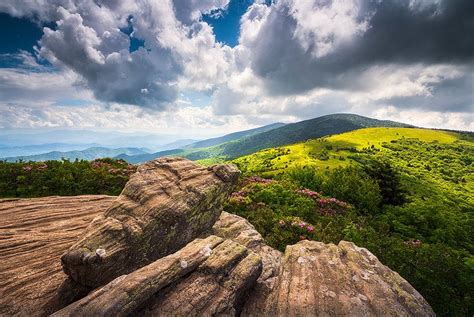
top-left (52, 235), bottom-right (262, 317)
top-left (60, 157), bottom-right (239, 288)
top-left (242, 240), bottom-right (435, 317)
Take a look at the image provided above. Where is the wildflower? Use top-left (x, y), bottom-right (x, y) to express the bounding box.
top-left (22, 165), bottom-right (32, 171)
top-left (242, 176), bottom-right (274, 186)
top-left (278, 220), bottom-right (285, 227)
top-left (299, 221), bottom-right (306, 228)
top-left (307, 225), bottom-right (314, 232)
top-left (295, 188), bottom-right (320, 199)
top-left (37, 163), bottom-right (48, 170)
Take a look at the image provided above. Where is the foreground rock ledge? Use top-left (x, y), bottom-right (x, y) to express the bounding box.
top-left (60, 157), bottom-right (240, 289)
top-left (52, 235), bottom-right (262, 317)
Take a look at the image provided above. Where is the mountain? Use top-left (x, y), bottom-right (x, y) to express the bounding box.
top-left (3, 147), bottom-right (149, 162)
top-left (116, 148), bottom-right (185, 164)
top-left (0, 143), bottom-right (102, 158)
top-left (202, 113), bottom-right (412, 159)
top-left (118, 122), bottom-right (286, 164)
top-left (121, 114), bottom-right (412, 164)
top-left (186, 122), bottom-right (286, 149)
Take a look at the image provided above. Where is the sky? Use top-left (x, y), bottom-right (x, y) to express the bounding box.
top-left (0, 0), bottom-right (472, 139)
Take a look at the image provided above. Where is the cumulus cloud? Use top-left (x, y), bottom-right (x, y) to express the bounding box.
top-left (2, 0), bottom-right (231, 109)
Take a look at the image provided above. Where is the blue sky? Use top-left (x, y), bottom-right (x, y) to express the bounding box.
top-left (0, 13), bottom-right (42, 55)
top-left (0, 0), bottom-right (472, 137)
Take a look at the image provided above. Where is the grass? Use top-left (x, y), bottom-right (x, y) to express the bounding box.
top-left (232, 128), bottom-right (467, 176)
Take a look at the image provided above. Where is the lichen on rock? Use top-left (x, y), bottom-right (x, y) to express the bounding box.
top-left (60, 157), bottom-right (240, 289)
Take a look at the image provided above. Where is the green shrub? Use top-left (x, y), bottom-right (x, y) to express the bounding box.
top-left (321, 167), bottom-right (382, 214)
top-left (285, 166), bottom-right (324, 191)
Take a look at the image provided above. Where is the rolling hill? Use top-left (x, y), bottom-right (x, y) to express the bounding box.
top-left (121, 113), bottom-right (412, 164)
top-left (3, 147), bottom-right (149, 162)
top-left (232, 127), bottom-right (465, 174)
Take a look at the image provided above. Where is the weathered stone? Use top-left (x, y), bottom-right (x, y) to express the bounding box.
top-left (60, 157), bottom-right (240, 288)
top-left (52, 236), bottom-right (262, 317)
top-left (0, 195), bottom-right (115, 317)
top-left (242, 240), bottom-right (435, 317)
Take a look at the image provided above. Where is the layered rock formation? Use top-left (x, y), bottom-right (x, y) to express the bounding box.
top-left (60, 157), bottom-right (240, 288)
top-left (0, 195), bottom-right (115, 316)
top-left (53, 236), bottom-right (262, 317)
top-left (0, 158), bottom-right (435, 316)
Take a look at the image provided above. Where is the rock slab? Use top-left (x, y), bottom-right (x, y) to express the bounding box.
top-left (60, 157), bottom-right (240, 288)
top-left (53, 235), bottom-right (262, 317)
top-left (0, 195), bottom-right (115, 317)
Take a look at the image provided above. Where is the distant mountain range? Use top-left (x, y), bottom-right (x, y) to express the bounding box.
top-left (3, 147), bottom-right (149, 162)
top-left (119, 114), bottom-right (412, 164)
top-left (0, 143), bottom-right (101, 158)
top-left (0, 129), bottom-right (187, 150)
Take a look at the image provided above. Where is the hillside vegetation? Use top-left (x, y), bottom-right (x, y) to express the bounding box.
top-left (0, 158), bottom-right (136, 197)
top-left (229, 127), bottom-right (474, 316)
top-left (233, 127), bottom-right (462, 173)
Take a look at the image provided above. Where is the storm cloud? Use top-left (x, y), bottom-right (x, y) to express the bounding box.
top-left (243, 0), bottom-right (474, 95)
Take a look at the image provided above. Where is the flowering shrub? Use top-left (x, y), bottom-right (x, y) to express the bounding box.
top-left (225, 178), bottom-right (352, 250)
top-left (241, 176), bottom-right (274, 186)
top-left (295, 188), bottom-right (321, 199)
top-left (316, 197), bottom-right (350, 216)
top-left (0, 158), bottom-right (136, 197)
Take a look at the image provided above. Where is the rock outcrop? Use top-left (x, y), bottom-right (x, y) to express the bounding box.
top-left (0, 195), bottom-right (115, 316)
top-left (242, 239), bottom-right (435, 316)
top-left (53, 235), bottom-right (262, 317)
top-left (60, 157), bottom-right (240, 288)
top-left (0, 158), bottom-right (435, 316)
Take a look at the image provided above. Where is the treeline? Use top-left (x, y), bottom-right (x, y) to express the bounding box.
top-left (0, 158), bottom-right (136, 197)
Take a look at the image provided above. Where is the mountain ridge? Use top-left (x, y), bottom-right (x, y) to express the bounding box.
top-left (121, 113), bottom-right (412, 164)
top-left (3, 147), bottom-right (149, 162)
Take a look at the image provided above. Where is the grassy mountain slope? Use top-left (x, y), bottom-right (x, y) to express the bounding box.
top-left (4, 147), bottom-right (149, 162)
top-left (233, 127), bottom-right (461, 173)
top-left (122, 114), bottom-right (411, 163)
